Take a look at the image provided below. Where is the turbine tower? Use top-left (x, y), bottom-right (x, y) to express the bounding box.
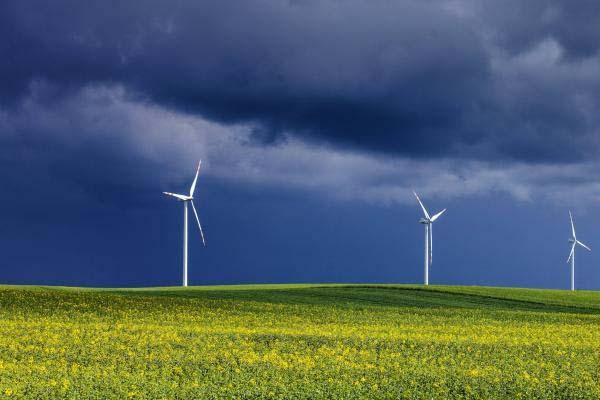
top-left (413, 191), bottom-right (446, 285)
top-left (567, 211), bottom-right (590, 291)
top-left (163, 161), bottom-right (206, 287)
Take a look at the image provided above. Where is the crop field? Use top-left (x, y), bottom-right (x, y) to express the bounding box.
top-left (0, 284), bottom-right (598, 399)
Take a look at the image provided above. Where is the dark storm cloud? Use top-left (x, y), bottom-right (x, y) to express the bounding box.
top-left (1, 0), bottom-right (600, 161)
top-left (476, 0), bottom-right (600, 59)
top-left (0, 85), bottom-right (176, 212)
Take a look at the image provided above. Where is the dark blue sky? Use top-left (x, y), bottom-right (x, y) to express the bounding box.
top-left (1, 0), bottom-right (600, 289)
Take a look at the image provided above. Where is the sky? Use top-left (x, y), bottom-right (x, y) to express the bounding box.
top-left (1, 0), bottom-right (600, 289)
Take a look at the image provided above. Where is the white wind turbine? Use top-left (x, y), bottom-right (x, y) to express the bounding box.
top-left (413, 191), bottom-right (446, 285)
top-left (163, 161), bottom-right (206, 287)
top-left (567, 211), bottom-right (590, 291)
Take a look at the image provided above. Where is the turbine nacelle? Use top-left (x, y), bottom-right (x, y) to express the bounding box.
top-left (163, 192), bottom-right (193, 201)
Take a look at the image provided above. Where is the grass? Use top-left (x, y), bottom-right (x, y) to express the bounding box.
top-left (0, 284), bottom-right (598, 399)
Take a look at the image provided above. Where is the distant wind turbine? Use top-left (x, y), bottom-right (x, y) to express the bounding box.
top-left (163, 161), bottom-right (206, 287)
top-left (413, 191), bottom-right (446, 285)
top-left (567, 211), bottom-right (590, 291)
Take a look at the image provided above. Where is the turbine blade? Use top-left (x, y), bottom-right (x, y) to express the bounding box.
top-left (163, 192), bottom-right (190, 201)
top-left (429, 223), bottom-right (433, 266)
top-left (190, 200), bottom-right (206, 246)
top-left (189, 160), bottom-right (202, 197)
top-left (430, 209), bottom-right (446, 222)
top-left (569, 210), bottom-right (576, 239)
top-left (577, 240), bottom-right (591, 251)
top-left (567, 242), bottom-right (575, 263)
top-left (413, 191), bottom-right (430, 219)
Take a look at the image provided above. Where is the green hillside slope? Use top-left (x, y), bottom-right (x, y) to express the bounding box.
top-left (0, 284), bottom-right (598, 399)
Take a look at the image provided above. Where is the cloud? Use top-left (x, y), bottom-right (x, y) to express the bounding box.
top-left (2, 84), bottom-right (599, 210)
top-left (2, 1), bottom-right (600, 210)
top-left (475, 0), bottom-right (600, 60)
top-left (3, 0), bottom-right (600, 163)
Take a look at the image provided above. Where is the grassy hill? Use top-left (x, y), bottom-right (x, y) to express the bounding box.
top-left (0, 284), bottom-right (598, 399)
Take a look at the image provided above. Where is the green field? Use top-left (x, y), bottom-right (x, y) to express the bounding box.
top-left (0, 284), bottom-right (599, 399)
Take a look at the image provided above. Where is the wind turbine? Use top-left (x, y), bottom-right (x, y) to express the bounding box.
top-left (163, 161), bottom-right (206, 287)
top-left (413, 191), bottom-right (446, 285)
top-left (567, 211), bottom-right (590, 291)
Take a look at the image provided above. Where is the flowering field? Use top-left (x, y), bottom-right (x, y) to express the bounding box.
top-left (0, 284), bottom-right (598, 399)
